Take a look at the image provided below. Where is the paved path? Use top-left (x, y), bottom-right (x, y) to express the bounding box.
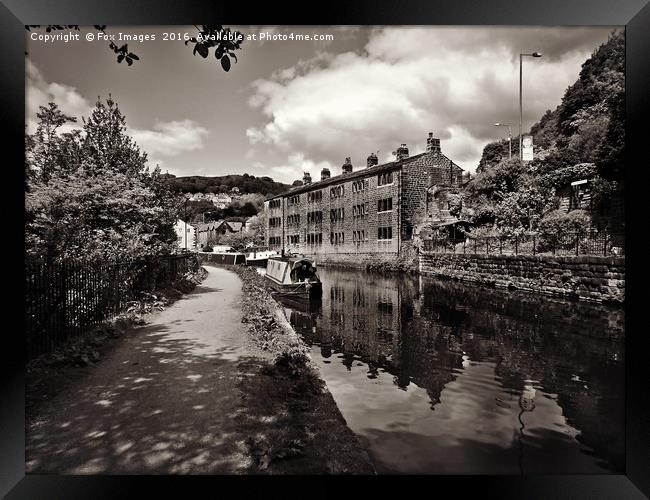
top-left (26, 266), bottom-right (263, 474)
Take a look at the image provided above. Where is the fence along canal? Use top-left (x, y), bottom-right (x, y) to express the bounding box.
top-left (25, 253), bottom-right (197, 360)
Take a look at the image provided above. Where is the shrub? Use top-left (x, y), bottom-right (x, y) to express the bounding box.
top-left (538, 209), bottom-right (591, 250)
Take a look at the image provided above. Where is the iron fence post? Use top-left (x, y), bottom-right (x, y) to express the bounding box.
top-left (533, 236), bottom-right (536, 256)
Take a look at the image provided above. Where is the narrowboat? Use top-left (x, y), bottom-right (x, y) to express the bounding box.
top-left (203, 246), bottom-right (246, 265)
top-left (245, 248), bottom-right (279, 267)
top-left (264, 256), bottom-right (322, 300)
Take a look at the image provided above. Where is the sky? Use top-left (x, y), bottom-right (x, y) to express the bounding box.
top-left (26, 25), bottom-right (620, 183)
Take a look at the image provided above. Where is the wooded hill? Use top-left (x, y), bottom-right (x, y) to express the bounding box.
top-left (164, 173), bottom-right (290, 196)
top-left (466, 30), bottom-right (624, 234)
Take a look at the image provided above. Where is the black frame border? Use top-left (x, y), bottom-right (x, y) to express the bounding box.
top-left (2, 1), bottom-right (648, 498)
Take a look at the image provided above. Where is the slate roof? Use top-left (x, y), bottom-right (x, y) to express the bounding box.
top-left (266, 151), bottom-right (463, 201)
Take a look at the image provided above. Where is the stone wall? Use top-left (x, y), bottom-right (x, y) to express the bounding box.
top-left (418, 252), bottom-right (625, 303)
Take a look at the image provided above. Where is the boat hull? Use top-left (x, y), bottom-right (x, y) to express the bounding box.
top-left (265, 278), bottom-right (322, 300)
top-left (201, 252), bottom-right (246, 265)
top-left (245, 257), bottom-right (268, 267)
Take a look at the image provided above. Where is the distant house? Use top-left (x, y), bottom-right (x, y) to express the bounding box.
top-left (174, 220), bottom-right (198, 250)
top-left (196, 219), bottom-right (246, 248)
top-left (225, 221), bottom-right (244, 233)
top-left (213, 193), bottom-right (232, 205)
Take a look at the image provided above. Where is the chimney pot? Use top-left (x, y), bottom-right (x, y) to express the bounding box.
top-left (426, 133), bottom-right (441, 153)
top-left (394, 144), bottom-right (409, 161)
top-left (303, 172), bottom-right (312, 184)
top-left (321, 167), bottom-right (331, 181)
top-left (367, 152), bottom-right (379, 168)
top-left (342, 157), bottom-right (353, 174)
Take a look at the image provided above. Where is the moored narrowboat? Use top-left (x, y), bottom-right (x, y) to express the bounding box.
top-left (264, 256), bottom-right (322, 300)
top-left (245, 248), bottom-right (279, 267)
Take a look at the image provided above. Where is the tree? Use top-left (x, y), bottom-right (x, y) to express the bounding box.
top-left (25, 98), bottom-right (180, 262)
top-left (467, 30), bottom-right (624, 233)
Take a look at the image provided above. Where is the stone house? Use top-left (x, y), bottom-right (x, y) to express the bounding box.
top-left (264, 132), bottom-right (465, 263)
top-left (196, 219), bottom-right (246, 248)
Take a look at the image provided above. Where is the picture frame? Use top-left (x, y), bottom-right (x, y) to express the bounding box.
top-left (2, 0), bottom-right (647, 497)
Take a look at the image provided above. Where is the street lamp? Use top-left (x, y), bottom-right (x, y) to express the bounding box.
top-left (494, 123), bottom-right (512, 159)
top-left (519, 51), bottom-right (543, 160)
top-left (184, 199), bottom-right (188, 251)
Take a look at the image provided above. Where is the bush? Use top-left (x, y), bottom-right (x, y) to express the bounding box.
top-left (538, 209), bottom-right (591, 250)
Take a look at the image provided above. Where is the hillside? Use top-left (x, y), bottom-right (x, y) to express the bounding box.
top-left (466, 30), bottom-right (624, 233)
top-left (477, 30), bottom-right (624, 179)
top-left (165, 173), bottom-right (290, 196)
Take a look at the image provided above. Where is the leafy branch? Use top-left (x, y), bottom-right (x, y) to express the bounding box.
top-left (185, 25), bottom-right (243, 72)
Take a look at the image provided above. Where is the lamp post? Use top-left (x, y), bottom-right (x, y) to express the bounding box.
top-left (184, 199), bottom-right (188, 251)
top-left (494, 123), bottom-right (512, 159)
top-left (519, 51), bottom-right (543, 160)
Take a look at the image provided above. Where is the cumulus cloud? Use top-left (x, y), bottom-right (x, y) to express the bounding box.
top-left (26, 59), bottom-right (91, 133)
top-left (245, 26), bottom-right (618, 175)
top-left (130, 120), bottom-right (209, 157)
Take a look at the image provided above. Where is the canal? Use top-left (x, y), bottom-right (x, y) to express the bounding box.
top-left (275, 267), bottom-right (625, 474)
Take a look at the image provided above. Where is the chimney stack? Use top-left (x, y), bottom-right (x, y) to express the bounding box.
top-left (303, 172), bottom-right (312, 185)
top-left (393, 144), bottom-right (409, 161)
top-left (426, 132), bottom-right (441, 153)
top-left (321, 167), bottom-right (331, 181)
top-left (367, 152), bottom-right (379, 168)
top-left (342, 157), bottom-right (353, 174)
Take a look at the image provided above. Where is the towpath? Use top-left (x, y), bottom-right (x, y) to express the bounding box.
top-left (26, 266), bottom-right (263, 474)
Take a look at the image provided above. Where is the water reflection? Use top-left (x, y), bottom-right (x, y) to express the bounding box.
top-left (278, 268), bottom-right (625, 474)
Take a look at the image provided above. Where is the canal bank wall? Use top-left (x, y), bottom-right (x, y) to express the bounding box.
top-left (418, 252), bottom-right (625, 303)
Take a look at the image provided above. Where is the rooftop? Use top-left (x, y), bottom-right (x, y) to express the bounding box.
top-left (267, 150), bottom-right (462, 201)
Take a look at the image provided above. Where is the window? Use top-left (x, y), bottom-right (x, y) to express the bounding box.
top-left (352, 179), bottom-right (368, 193)
top-left (269, 199), bottom-right (282, 209)
top-left (269, 236), bottom-right (282, 246)
top-left (287, 195), bottom-right (300, 206)
top-left (330, 207), bottom-right (345, 222)
top-left (377, 197), bottom-right (393, 213)
top-left (287, 214), bottom-right (301, 226)
top-left (307, 211), bottom-right (322, 223)
top-left (378, 172), bottom-right (394, 186)
top-left (306, 233), bottom-right (323, 245)
top-left (352, 203), bottom-right (369, 218)
top-left (330, 185), bottom-right (345, 198)
top-left (288, 234), bottom-right (300, 244)
top-left (330, 231), bottom-right (345, 246)
top-left (378, 226), bottom-right (393, 240)
top-left (352, 230), bottom-right (366, 243)
top-left (307, 190), bottom-right (322, 203)
top-left (269, 217), bottom-right (282, 228)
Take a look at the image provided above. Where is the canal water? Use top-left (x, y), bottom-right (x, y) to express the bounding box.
top-left (275, 267), bottom-right (625, 474)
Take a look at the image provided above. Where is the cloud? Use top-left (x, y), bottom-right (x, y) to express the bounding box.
top-left (130, 120), bottom-right (209, 157)
top-left (26, 59), bottom-right (91, 133)
top-left (245, 27), bottom-right (618, 175)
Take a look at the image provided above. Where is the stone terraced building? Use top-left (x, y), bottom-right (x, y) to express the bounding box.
top-left (264, 132), bottom-right (465, 264)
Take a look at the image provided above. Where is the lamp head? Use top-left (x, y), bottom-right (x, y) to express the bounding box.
top-left (532, 52), bottom-right (543, 58)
